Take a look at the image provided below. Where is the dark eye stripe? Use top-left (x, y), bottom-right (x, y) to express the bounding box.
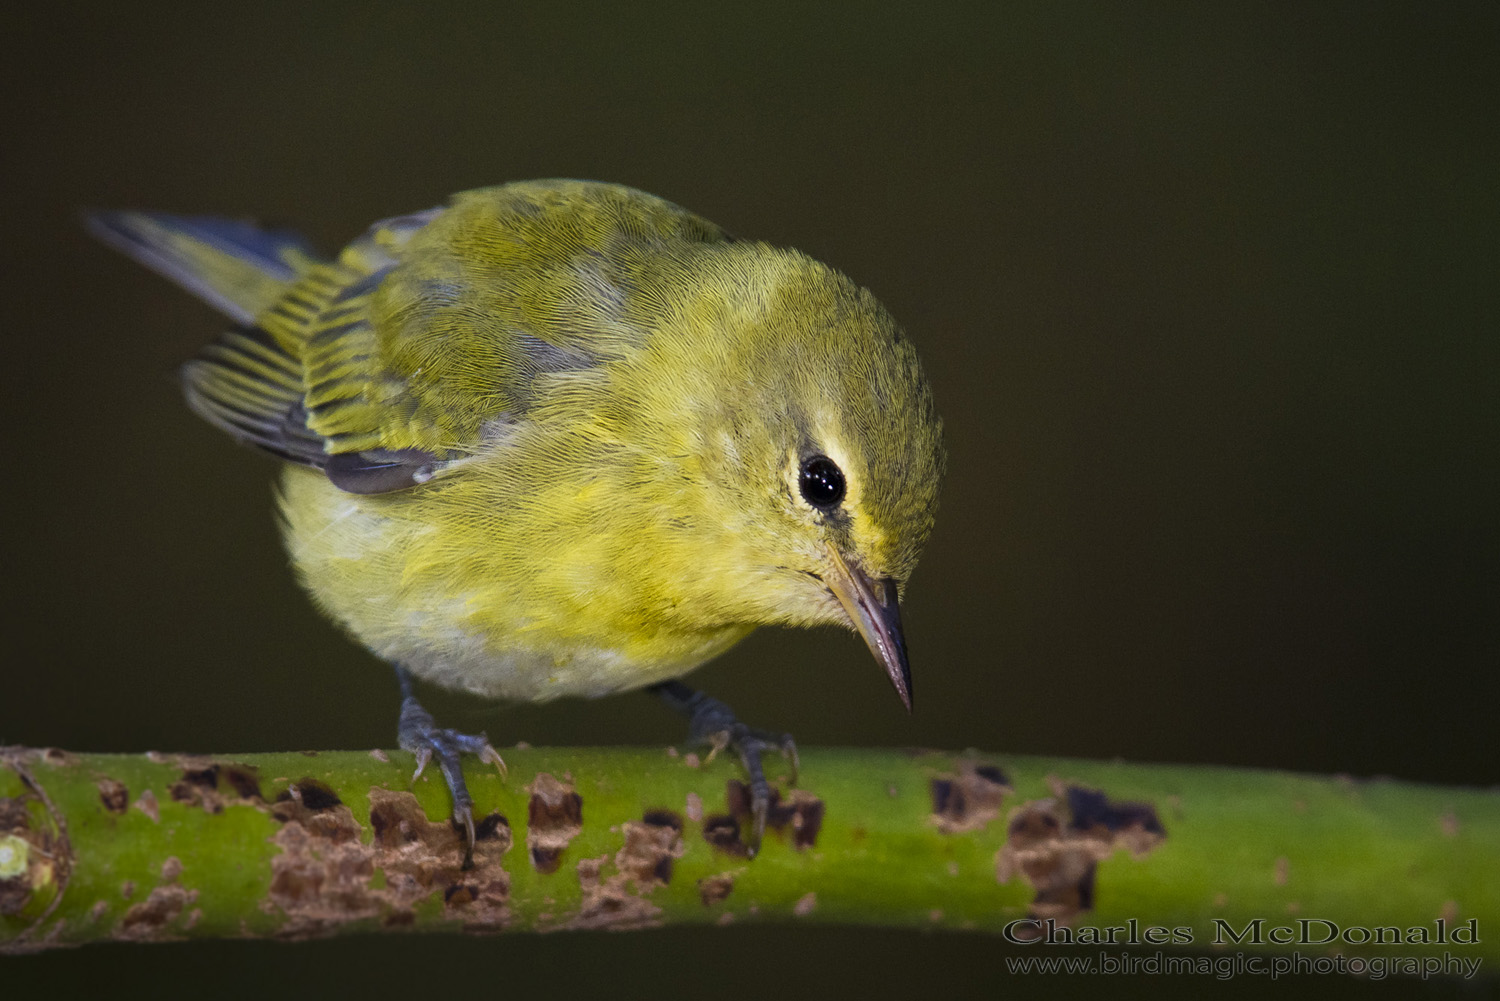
top-left (799, 455), bottom-right (846, 508)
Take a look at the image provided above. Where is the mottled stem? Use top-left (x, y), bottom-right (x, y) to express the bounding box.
top-left (2, 746), bottom-right (1495, 972)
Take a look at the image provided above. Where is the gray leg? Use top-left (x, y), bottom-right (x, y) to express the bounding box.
top-left (649, 680), bottom-right (798, 855)
top-left (395, 667), bottom-right (505, 865)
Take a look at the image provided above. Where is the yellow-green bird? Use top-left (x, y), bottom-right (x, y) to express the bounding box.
top-left (90, 180), bottom-right (943, 854)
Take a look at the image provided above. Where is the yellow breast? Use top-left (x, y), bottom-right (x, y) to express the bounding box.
top-left (277, 464), bottom-right (752, 701)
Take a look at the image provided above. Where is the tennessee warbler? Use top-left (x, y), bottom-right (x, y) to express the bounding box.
top-left (90, 180), bottom-right (944, 854)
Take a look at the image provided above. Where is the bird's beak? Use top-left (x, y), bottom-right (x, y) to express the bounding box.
top-left (824, 546), bottom-right (913, 711)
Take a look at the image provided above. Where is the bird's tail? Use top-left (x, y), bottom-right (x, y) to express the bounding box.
top-left (85, 211), bottom-right (323, 325)
top-left (88, 210), bottom-right (332, 465)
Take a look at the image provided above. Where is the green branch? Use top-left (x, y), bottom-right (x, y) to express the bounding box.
top-left (2, 746), bottom-right (1495, 972)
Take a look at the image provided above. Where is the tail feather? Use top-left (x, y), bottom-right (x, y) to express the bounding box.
top-left (85, 211), bottom-right (321, 324)
top-left (88, 209), bottom-right (334, 466)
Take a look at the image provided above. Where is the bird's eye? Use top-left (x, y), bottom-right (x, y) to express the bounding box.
top-left (798, 455), bottom-right (846, 509)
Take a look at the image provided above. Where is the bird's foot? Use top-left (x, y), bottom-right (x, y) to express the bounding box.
top-left (650, 680), bottom-right (797, 855)
top-left (396, 682), bottom-right (505, 868)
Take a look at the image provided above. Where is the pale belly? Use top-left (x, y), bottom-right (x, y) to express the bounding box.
top-left (364, 617), bottom-right (747, 702)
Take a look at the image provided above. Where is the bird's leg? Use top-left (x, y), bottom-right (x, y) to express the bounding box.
top-left (648, 680), bottom-right (798, 856)
top-left (394, 666), bottom-right (506, 868)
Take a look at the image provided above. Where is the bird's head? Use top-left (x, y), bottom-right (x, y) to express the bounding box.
top-left (640, 244), bottom-right (945, 710)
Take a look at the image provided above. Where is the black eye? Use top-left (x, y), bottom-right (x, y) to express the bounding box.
top-left (798, 454), bottom-right (846, 509)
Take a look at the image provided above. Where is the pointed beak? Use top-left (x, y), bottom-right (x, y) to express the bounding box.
top-left (824, 546), bottom-right (913, 711)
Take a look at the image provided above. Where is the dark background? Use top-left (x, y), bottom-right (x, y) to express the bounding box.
top-left (4, 3), bottom-right (1495, 998)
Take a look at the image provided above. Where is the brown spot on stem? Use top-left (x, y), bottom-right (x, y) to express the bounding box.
top-left (702, 815), bottom-right (748, 857)
top-left (1274, 856), bottom-right (1290, 886)
top-left (1066, 785), bottom-right (1165, 853)
top-left (685, 792), bottom-right (703, 823)
top-left (793, 892), bottom-right (817, 916)
top-left (615, 813), bottom-right (686, 888)
top-left (118, 884), bottom-right (196, 940)
top-left (930, 761), bottom-right (1010, 834)
top-left (281, 779), bottom-right (340, 811)
top-left (546, 804), bottom-right (696, 930)
top-left (786, 793), bottom-right (824, 849)
top-left (369, 790), bottom-right (450, 850)
top-left (698, 872), bottom-right (735, 906)
top-left (1439, 811), bottom-right (1459, 838)
top-left (995, 783), bottom-right (1166, 930)
top-left (704, 781), bottom-right (825, 855)
top-left (641, 809), bottom-right (683, 831)
top-left (526, 773), bottom-right (582, 874)
top-left (133, 790), bottom-right (159, 823)
top-left (169, 765), bottom-right (222, 812)
top-left (159, 857), bottom-right (182, 883)
top-left (167, 760), bottom-right (266, 813)
top-left (564, 855), bottom-right (663, 931)
top-left (473, 812), bottom-right (509, 842)
top-left (974, 764), bottom-right (1008, 785)
top-left (272, 782), bottom-right (360, 842)
top-left (220, 765), bottom-right (262, 801)
top-left (97, 779), bottom-right (128, 814)
top-left (0, 798), bottom-right (29, 833)
top-left (181, 765), bottom-right (218, 788)
top-left (268, 788), bottom-right (511, 938)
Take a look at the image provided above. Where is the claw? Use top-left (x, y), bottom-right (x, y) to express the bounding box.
top-left (704, 731), bottom-right (730, 765)
top-left (478, 743), bottom-right (508, 778)
top-left (411, 746), bottom-right (432, 782)
top-left (457, 806), bottom-right (477, 868)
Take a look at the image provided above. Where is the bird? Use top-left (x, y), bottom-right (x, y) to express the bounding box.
top-left (89, 179), bottom-right (944, 856)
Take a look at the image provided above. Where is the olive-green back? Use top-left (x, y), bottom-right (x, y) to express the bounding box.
top-left (179, 180), bottom-right (731, 473)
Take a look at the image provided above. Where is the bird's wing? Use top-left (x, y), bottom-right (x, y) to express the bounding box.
top-left (157, 208), bottom-right (439, 481)
top-left (182, 180), bottom-right (732, 493)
